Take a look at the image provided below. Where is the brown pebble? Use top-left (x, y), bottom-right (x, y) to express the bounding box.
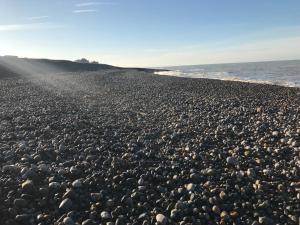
top-left (212, 205), bottom-right (221, 214)
top-left (220, 211), bottom-right (229, 220)
top-left (219, 191), bottom-right (227, 200)
top-left (230, 211), bottom-right (239, 218)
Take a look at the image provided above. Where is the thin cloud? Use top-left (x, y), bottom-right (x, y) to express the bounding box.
top-left (0, 23), bottom-right (65, 32)
top-left (75, 1), bottom-right (117, 7)
top-left (26, 16), bottom-right (49, 21)
top-left (73, 9), bottom-right (98, 13)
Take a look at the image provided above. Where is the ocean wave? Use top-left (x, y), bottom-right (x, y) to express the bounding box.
top-left (155, 70), bottom-right (299, 88)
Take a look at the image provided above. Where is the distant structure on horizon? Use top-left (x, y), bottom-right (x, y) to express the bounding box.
top-left (75, 58), bottom-right (99, 64)
top-left (3, 55), bottom-right (19, 59)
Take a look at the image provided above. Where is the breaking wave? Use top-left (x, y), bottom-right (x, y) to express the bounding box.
top-left (155, 60), bottom-right (300, 88)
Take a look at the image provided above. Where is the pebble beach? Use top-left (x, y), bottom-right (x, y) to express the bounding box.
top-left (0, 69), bottom-right (299, 225)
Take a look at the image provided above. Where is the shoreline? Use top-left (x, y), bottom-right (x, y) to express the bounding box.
top-left (154, 70), bottom-right (300, 89)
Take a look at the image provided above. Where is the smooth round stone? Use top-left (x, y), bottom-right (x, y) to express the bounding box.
top-left (67, 211), bottom-right (77, 218)
top-left (138, 186), bottom-right (147, 191)
top-left (258, 216), bottom-right (273, 224)
top-left (49, 182), bottom-right (61, 190)
top-left (219, 191), bottom-right (227, 200)
top-left (170, 209), bottom-right (179, 219)
top-left (256, 107), bottom-right (262, 113)
top-left (21, 179), bottom-right (36, 193)
top-left (177, 188), bottom-right (184, 194)
top-left (230, 211), bottom-right (239, 218)
top-left (63, 216), bottom-right (75, 225)
top-left (206, 168), bottom-right (215, 175)
top-left (175, 201), bottom-right (184, 209)
top-left (101, 211), bottom-right (111, 219)
top-left (59, 198), bottom-right (73, 211)
top-left (263, 169), bottom-right (271, 175)
top-left (36, 214), bottom-right (44, 222)
top-left (186, 183), bottom-right (196, 191)
top-left (291, 141), bottom-right (299, 147)
top-left (115, 217), bottom-right (125, 225)
top-left (272, 131), bottom-right (279, 137)
top-left (220, 211), bottom-right (229, 220)
top-left (212, 205), bottom-right (221, 214)
top-left (246, 168), bottom-right (256, 177)
top-left (106, 222), bottom-right (114, 225)
top-left (72, 179), bottom-right (82, 188)
top-left (82, 219), bottom-right (95, 225)
top-left (63, 189), bottom-right (75, 199)
top-left (138, 213), bottom-right (148, 220)
top-left (156, 214), bottom-right (167, 225)
top-left (226, 156), bottom-right (238, 166)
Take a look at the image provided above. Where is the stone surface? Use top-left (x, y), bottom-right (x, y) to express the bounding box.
top-left (59, 198), bottom-right (73, 211)
top-left (156, 214), bottom-right (167, 225)
top-left (0, 68), bottom-right (299, 225)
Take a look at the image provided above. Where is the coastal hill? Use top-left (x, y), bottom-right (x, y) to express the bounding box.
top-left (0, 56), bottom-right (159, 78)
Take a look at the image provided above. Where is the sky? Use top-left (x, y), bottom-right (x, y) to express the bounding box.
top-left (0, 0), bottom-right (300, 67)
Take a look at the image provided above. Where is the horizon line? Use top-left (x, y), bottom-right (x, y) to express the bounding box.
top-left (1, 55), bottom-right (299, 69)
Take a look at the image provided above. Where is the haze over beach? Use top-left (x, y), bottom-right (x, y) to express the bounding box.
top-left (0, 1), bottom-right (300, 225)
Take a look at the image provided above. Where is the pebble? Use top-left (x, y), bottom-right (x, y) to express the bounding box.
top-left (15, 214), bottom-right (30, 222)
top-left (21, 179), bottom-right (36, 193)
top-left (212, 205), bottom-right (221, 214)
top-left (49, 182), bottom-right (61, 190)
top-left (100, 211), bottom-right (111, 219)
top-left (226, 156), bottom-right (238, 166)
top-left (170, 209), bottom-right (179, 219)
top-left (63, 216), bottom-right (75, 225)
top-left (72, 179), bottom-right (82, 188)
top-left (190, 173), bottom-right (201, 182)
top-left (220, 211), bottom-right (229, 220)
top-left (82, 219), bottom-right (95, 225)
top-left (90, 193), bottom-right (102, 201)
top-left (186, 183), bottom-right (196, 191)
top-left (246, 168), bottom-right (256, 177)
top-left (115, 217), bottom-right (125, 225)
top-left (258, 216), bottom-right (273, 224)
top-left (219, 191), bottom-right (226, 200)
top-left (156, 214), bottom-right (167, 225)
top-left (59, 198), bottom-right (73, 211)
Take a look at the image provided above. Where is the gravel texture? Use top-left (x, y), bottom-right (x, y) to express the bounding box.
top-left (0, 69), bottom-right (300, 225)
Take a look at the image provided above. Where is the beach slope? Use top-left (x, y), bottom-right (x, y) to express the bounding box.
top-left (0, 69), bottom-right (299, 225)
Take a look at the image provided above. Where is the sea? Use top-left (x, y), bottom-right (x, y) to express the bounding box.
top-left (155, 60), bottom-right (300, 88)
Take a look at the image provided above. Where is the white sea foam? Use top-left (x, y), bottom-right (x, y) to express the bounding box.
top-left (155, 60), bottom-right (300, 88)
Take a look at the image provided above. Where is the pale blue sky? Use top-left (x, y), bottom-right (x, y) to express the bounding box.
top-left (0, 0), bottom-right (299, 67)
